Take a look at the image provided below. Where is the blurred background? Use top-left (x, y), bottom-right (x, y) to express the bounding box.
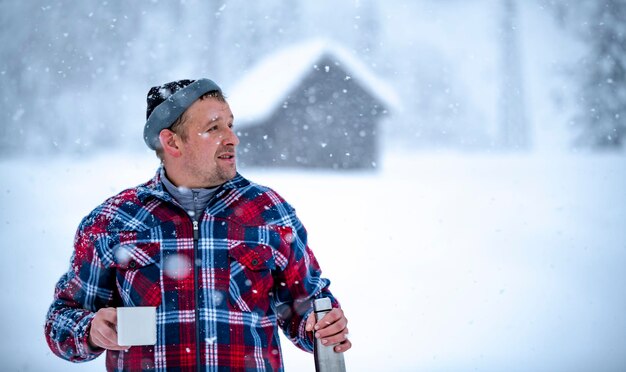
top-left (1, 0), bottom-right (625, 156)
top-left (1, 0), bottom-right (625, 371)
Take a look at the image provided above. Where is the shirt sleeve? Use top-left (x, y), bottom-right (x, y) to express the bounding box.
top-left (272, 206), bottom-right (340, 353)
top-left (44, 214), bottom-right (116, 362)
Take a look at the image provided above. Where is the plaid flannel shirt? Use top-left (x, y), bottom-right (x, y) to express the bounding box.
top-left (45, 168), bottom-right (338, 371)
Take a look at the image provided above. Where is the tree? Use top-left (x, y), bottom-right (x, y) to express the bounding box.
top-left (498, 0), bottom-right (529, 149)
top-left (545, 0), bottom-right (626, 148)
top-left (0, 1), bottom-right (142, 156)
top-left (354, 0), bottom-right (380, 67)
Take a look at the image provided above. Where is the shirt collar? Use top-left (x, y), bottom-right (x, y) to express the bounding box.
top-left (136, 165), bottom-right (250, 205)
top-left (159, 167), bottom-right (218, 214)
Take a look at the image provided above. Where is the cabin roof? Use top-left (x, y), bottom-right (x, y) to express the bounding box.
top-left (227, 39), bottom-right (401, 125)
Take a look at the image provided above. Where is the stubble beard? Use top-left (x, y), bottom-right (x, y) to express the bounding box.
top-left (185, 145), bottom-right (237, 187)
top-left (213, 163), bottom-right (237, 185)
top-left (198, 160), bottom-right (236, 187)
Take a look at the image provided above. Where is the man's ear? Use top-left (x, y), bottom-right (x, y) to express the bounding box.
top-left (159, 129), bottom-right (182, 158)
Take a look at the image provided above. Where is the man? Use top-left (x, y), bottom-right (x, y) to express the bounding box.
top-left (45, 78), bottom-right (351, 371)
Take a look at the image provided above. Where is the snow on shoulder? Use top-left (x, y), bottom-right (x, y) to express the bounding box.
top-left (226, 38), bottom-right (401, 127)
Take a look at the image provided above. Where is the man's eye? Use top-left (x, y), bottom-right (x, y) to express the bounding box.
top-left (207, 126), bottom-right (218, 132)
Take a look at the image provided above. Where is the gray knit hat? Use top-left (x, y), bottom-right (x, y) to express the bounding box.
top-left (143, 78), bottom-right (222, 150)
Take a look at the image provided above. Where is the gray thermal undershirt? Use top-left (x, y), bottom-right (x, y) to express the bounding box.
top-left (160, 168), bottom-right (219, 220)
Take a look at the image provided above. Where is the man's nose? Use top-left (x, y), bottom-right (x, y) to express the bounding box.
top-left (222, 127), bottom-right (239, 146)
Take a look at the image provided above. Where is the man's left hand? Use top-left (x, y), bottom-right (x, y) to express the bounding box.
top-left (306, 308), bottom-right (351, 353)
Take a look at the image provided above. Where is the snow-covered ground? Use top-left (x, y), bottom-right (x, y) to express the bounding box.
top-left (1, 150), bottom-right (625, 371)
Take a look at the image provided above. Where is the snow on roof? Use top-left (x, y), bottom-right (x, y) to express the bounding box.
top-left (226, 39), bottom-right (401, 125)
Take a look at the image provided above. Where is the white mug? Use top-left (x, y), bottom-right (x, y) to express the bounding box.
top-left (117, 306), bottom-right (157, 346)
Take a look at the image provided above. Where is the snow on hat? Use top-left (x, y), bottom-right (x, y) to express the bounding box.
top-left (143, 78), bottom-right (222, 150)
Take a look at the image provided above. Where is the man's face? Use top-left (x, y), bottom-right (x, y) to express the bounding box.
top-left (175, 97), bottom-right (239, 188)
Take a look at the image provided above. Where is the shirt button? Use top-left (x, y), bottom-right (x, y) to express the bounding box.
top-left (129, 261), bottom-right (137, 268)
top-left (251, 258), bottom-right (259, 266)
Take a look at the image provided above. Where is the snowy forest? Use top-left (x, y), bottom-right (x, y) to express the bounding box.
top-left (1, 1), bottom-right (626, 371)
top-left (1, 0), bottom-right (625, 156)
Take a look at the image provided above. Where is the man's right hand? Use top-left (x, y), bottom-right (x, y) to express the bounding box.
top-left (88, 307), bottom-right (129, 351)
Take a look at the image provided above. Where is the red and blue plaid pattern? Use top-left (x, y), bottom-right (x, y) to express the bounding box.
top-left (45, 168), bottom-right (338, 371)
